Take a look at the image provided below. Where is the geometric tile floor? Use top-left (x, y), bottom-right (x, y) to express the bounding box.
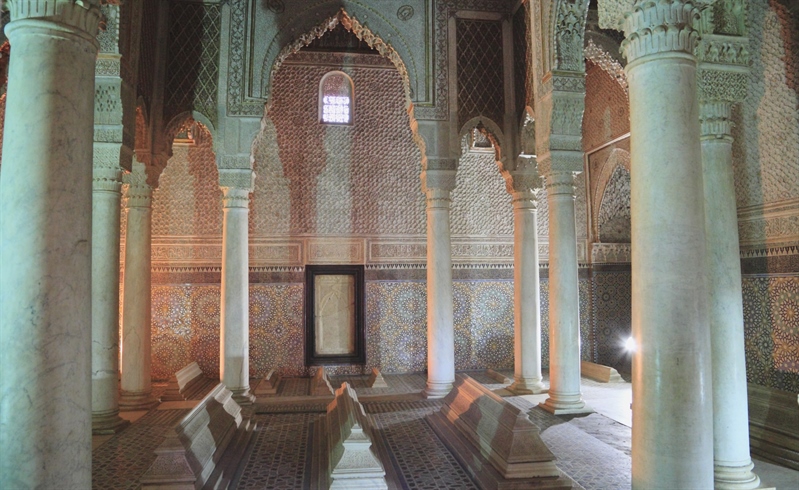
top-left (92, 371), bottom-right (799, 489)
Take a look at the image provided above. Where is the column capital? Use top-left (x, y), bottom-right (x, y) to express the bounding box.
top-left (6, 1), bottom-right (102, 37)
top-left (545, 171), bottom-right (577, 198)
top-left (123, 161), bottom-right (152, 208)
top-left (511, 190), bottom-right (538, 210)
top-left (421, 169), bottom-right (456, 194)
top-left (538, 150), bottom-right (583, 177)
top-left (93, 142), bottom-right (123, 193)
top-left (504, 163), bottom-right (542, 196)
top-left (599, 0), bottom-right (705, 64)
top-left (700, 100), bottom-right (734, 140)
top-left (219, 168), bottom-right (255, 208)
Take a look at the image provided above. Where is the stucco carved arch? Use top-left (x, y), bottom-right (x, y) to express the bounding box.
top-left (258, 9), bottom-right (427, 171)
top-left (593, 147), bottom-right (631, 239)
top-left (260, 4), bottom-right (418, 107)
top-left (459, 116), bottom-right (505, 163)
top-left (160, 110), bottom-right (218, 165)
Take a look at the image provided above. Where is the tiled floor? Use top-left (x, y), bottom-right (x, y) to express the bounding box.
top-left (91, 372), bottom-right (799, 489)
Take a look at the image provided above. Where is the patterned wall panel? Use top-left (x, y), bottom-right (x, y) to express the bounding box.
top-left (742, 275), bottom-right (799, 393)
top-left (540, 276), bottom-right (594, 368)
top-left (456, 18), bottom-right (505, 132)
top-left (451, 140), bottom-right (513, 237)
top-left (151, 125), bottom-right (222, 237)
top-left (597, 165), bottom-right (631, 243)
top-left (453, 281), bottom-right (514, 370)
top-left (591, 271), bottom-right (632, 374)
top-left (367, 282), bottom-right (428, 374)
top-left (148, 279), bottom-right (531, 379)
top-left (582, 60), bottom-right (630, 153)
top-left (732, 1), bottom-right (799, 210)
top-left (164, 1), bottom-right (221, 126)
top-left (254, 55), bottom-right (425, 236)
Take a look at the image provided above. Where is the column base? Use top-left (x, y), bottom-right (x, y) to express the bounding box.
top-left (119, 391), bottom-right (160, 411)
top-left (231, 388), bottom-right (255, 406)
top-left (507, 378), bottom-right (547, 395)
top-left (539, 394), bottom-right (593, 415)
top-left (423, 381), bottom-right (454, 399)
top-left (714, 461), bottom-right (766, 490)
top-left (92, 410), bottom-right (131, 435)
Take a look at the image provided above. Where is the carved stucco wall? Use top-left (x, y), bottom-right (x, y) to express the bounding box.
top-left (597, 164), bottom-right (631, 243)
top-left (583, 58), bottom-right (631, 246)
top-left (151, 125), bottom-right (221, 237)
top-left (733, 0), bottom-right (799, 210)
top-left (451, 138), bottom-right (513, 237)
top-left (251, 53), bottom-right (425, 237)
top-left (583, 60), bottom-right (629, 152)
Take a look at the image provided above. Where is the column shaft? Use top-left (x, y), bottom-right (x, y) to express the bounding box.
top-left (541, 171), bottom-right (589, 414)
top-left (0, 16), bottom-right (98, 488)
top-left (91, 155), bottom-right (129, 433)
top-left (220, 188), bottom-right (254, 404)
top-left (509, 191), bottom-right (545, 394)
top-left (424, 187), bottom-right (455, 398)
top-left (628, 53), bottom-right (713, 489)
top-left (701, 102), bottom-right (760, 489)
top-left (119, 166), bottom-right (159, 410)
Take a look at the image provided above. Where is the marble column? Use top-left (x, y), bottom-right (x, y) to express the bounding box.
top-left (508, 185), bottom-right (546, 395)
top-left (119, 161), bottom-right (159, 411)
top-left (219, 169), bottom-right (255, 405)
top-left (422, 169), bottom-right (457, 398)
top-left (91, 145), bottom-right (130, 433)
top-left (0, 4), bottom-right (101, 487)
top-left (540, 170), bottom-right (590, 414)
top-left (600, 2), bottom-right (714, 488)
top-left (701, 102), bottom-right (760, 490)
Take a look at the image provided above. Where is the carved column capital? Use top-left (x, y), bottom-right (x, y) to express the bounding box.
top-left (219, 168), bottom-right (255, 209)
top-left (512, 190), bottom-right (538, 210)
top-left (700, 101), bottom-right (735, 140)
top-left (425, 187), bottom-right (452, 210)
top-left (6, 0), bottom-right (102, 37)
top-left (421, 169), bottom-right (456, 194)
top-left (599, 0), bottom-right (705, 64)
top-left (545, 171), bottom-right (578, 199)
top-left (93, 142), bottom-right (123, 193)
top-left (122, 161), bottom-right (152, 208)
top-left (504, 162), bottom-right (542, 197)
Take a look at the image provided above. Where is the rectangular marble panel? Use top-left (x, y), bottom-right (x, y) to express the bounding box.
top-left (314, 275), bottom-right (356, 356)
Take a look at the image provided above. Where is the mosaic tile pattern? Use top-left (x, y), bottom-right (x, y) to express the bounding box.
top-left (148, 278), bottom-right (599, 380)
top-left (540, 277), bottom-right (594, 369)
top-left (249, 284), bottom-right (305, 376)
top-left (592, 271), bottom-right (632, 374)
top-left (366, 281), bottom-right (428, 373)
top-left (743, 275), bottom-right (799, 392)
top-left (92, 409), bottom-right (189, 490)
top-left (453, 281), bottom-right (514, 371)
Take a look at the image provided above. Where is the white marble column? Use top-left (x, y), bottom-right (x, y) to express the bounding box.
top-left (119, 161), bottom-right (159, 411)
top-left (600, 2), bottom-right (714, 488)
top-left (0, 4), bottom-right (101, 487)
top-left (422, 169), bottom-right (457, 398)
top-left (219, 169), bottom-right (255, 405)
top-left (508, 187), bottom-right (546, 395)
top-left (540, 170), bottom-right (590, 414)
top-left (91, 145), bottom-right (130, 433)
top-left (701, 102), bottom-right (760, 490)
